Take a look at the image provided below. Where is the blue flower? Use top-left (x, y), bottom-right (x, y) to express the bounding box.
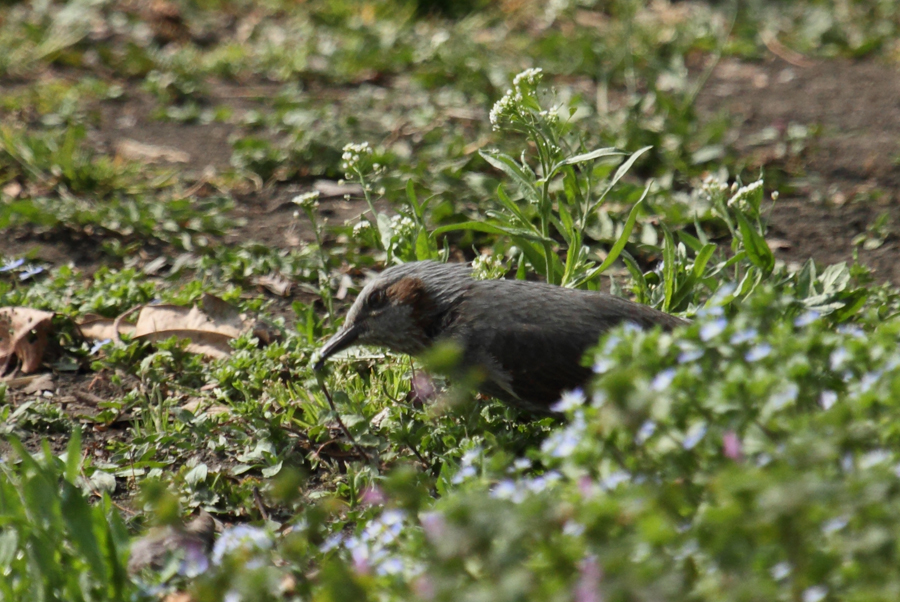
top-left (729, 328), bottom-right (758, 345)
top-left (682, 423), bottom-right (707, 450)
top-left (650, 369), bottom-right (675, 391)
top-left (678, 348), bottom-right (704, 363)
top-left (794, 311), bottom-right (820, 327)
top-left (18, 266), bottom-right (44, 281)
top-left (635, 420), bottom-right (656, 444)
top-left (601, 471), bottom-right (630, 491)
top-left (769, 383), bottom-right (798, 411)
top-left (212, 525), bottom-right (272, 565)
top-left (819, 390), bottom-right (837, 410)
top-left (830, 347), bottom-right (849, 370)
top-left (90, 339), bottom-right (112, 355)
top-left (745, 343), bottom-right (771, 362)
top-left (699, 318), bottom-right (727, 341)
top-left (0, 258), bottom-right (24, 272)
top-left (552, 388), bottom-right (586, 412)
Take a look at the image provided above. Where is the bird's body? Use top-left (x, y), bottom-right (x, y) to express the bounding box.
top-left (316, 261), bottom-right (687, 413)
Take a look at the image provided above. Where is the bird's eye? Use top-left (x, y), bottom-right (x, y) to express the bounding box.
top-left (368, 288), bottom-right (388, 309)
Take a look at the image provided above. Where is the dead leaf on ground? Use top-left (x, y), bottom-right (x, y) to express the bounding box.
top-left (0, 307), bottom-right (54, 376)
top-left (181, 397), bottom-right (231, 417)
top-left (254, 273), bottom-right (293, 297)
top-left (78, 295), bottom-right (269, 359)
top-left (132, 294), bottom-right (249, 359)
top-left (5, 372), bottom-right (55, 393)
top-left (314, 179), bottom-right (364, 198)
top-left (77, 315), bottom-right (136, 341)
top-left (115, 138), bottom-right (191, 164)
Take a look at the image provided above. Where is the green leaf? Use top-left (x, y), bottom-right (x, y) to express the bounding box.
top-left (575, 184), bottom-right (649, 286)
top-left (735, 210), bottom-right (774, 275)
top-left (64, 427), bottom-right (82, 485)
top-left (433, 221), bottom-right (554, 244)
top-left (415, 229), bottom-right (433, 261)
top-left (494, 184), bottom-right (534, 231)
top-left (479, 150), bottom-right (540, 204)
top-left (662, 226), bottom-right (676, 312)
top-left (61, 481), bottom-right (107, 580)
top-left (406, 179), bottom-right (422, 222)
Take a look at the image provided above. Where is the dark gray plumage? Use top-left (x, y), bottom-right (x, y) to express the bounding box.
top-left (315, 261), bottom-right (687, 413)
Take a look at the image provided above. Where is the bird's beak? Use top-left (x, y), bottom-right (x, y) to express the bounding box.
top-left (313, 324), bottom-right (362, 371)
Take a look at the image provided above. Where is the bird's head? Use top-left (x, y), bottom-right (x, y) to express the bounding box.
top-left (314, 261), bottom-right (471, 369)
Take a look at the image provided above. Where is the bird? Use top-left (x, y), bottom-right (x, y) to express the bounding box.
top-left (128, 511), bottom-right (217, 575)
top-left (314, 261), bottom-right (687, 414)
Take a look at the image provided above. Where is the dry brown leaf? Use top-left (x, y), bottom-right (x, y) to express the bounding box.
top-left (115, 138), bottom-right (191, 164)
top-left (314, 179), bottom-right (364, 198)
top-left (132, 294), bottom-right (248, 359)
top-left (77, 316), bottom-right (136, 341)
top-left (2, 181), bottom-right (22, 198)
top-left (0, 307), bottom-right (54, 375)
top-left (255, 273), bottom-right (293, 297)
top-left (5, 372), bottom-right (55, 393)
top-left (181, 398), bottom-right (231, 416)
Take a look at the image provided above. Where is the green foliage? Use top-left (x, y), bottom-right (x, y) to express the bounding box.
top-left (0, 433), bottom-right (136, 601)
top-left (1, 1), bottom-right (899, 600)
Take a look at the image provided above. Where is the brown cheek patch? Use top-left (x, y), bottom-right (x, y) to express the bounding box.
top-left (386, 277), bottom-right (440, 337)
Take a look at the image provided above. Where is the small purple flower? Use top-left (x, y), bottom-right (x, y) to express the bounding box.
top-left (722, 431), bottom-right (742, 461)
top-left (412, 575), bottom-right (436, 600)
top-left (578, 476), bottom-right (597, 497)
top-left (361, 485), bottom-right (386, 506)
top-left (411, 372), bottom-right (436, 404)
top-left (352, 546), bottom-right (371, 575)
top-left (745, 343), bottom-right (771, 362)
top-left (419, 512), bottom-right (447, 542)
top-left (574, 554), bottom-right (604, 602)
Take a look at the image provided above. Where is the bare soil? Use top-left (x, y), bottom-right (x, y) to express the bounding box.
top-left (696, 56), bottom-right (900, 281)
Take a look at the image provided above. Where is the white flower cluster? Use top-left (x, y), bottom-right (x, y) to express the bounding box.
top-left (699, 173), bottom-right (729, 202)
top-left (512, 67), bottom-right (544, 89)
top-left (489, 67), bottom-right (544, 130)
top-left (291, 190), bottom-right (320, 211)
top-left (352, 220), bottom-right (371, 237)
top-left (390, 214), bottom-right (416, 241)
top-left (471, 253), bottom-right (507, 280)
top-left (342, 141), bottom-right (372, 173)
top-left (727, 179), bottom-right (764, 208)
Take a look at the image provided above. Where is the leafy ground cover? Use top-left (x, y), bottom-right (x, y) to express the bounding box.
top-left (2, 0), bottom-right (900, 600)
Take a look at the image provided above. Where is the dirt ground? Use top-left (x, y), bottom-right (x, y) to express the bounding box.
top-left (696, 56), bottom-right (900, 282)
top-left (5, 56), bottom-right (900, 284)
